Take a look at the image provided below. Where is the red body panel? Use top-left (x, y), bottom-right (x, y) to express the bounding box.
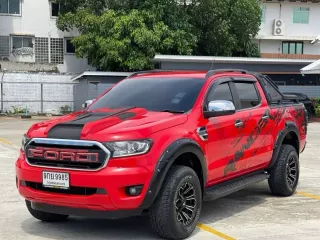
top-left (16, 71), bottom-right (307, 212)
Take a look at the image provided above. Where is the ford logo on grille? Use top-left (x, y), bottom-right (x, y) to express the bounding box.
top-left (27, 147), bottom-right (99, 162)
top-left (25, 138), bottom-right (111, 171)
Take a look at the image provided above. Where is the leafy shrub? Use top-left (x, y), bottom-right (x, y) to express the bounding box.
top-left (316, 107), bottom-right (320, 118)
top-left (59, 105), bottom-right (71, 114)
top-left (313, 97), bottom-right (320, 108)
top-left (8, 106), bottom-right (25, 114)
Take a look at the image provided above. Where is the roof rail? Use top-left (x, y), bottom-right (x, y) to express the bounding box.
top-left (205, 69), bottom-right (249, 79)
top-left (126, 69), bottom-right (178, 78)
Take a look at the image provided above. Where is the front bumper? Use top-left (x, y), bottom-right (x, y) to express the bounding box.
top-left (16, 152), bottom-right (152, 215)
top-left (30, 201), bottom-right (143, 219)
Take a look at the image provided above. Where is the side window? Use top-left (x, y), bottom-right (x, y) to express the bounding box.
top-left (206, 82), bottom-right (234, 108)
top-left (262, 78), bottom-right (283, 104)
top-left (234, 82), bottom-right (260, 109)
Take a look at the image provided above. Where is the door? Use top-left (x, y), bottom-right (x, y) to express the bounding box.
top-left (232, 81), bottom-right (271, 172)
top-left (204, 80), bottom-right (249, 185)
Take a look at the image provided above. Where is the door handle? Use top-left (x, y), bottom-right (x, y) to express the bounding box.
top-left (262, 114), bottom-right (269, 120)
top-left (235, 120), bottom-right (243, 128)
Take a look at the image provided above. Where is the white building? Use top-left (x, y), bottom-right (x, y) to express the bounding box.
top-left (0, 0), bottom-right (95, 73)
top-left (256, 0), bottom-right (320, 60)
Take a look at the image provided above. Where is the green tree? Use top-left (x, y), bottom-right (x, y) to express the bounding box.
top-left (56, 0), bottom-right (262, 71)
top-left (56, 0), bottom-right (196, 71)
top-left (188, 0), bottom-right (261, 57)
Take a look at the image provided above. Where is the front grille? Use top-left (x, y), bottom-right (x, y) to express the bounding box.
top-left (25, 181), bottom-right (98, 196)
top-left (25, 138), bottom-right (110, 171)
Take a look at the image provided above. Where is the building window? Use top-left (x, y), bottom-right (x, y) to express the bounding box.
top-left (293, 7), bottom-right (309, 24)
top-left (65, 38), bottom-right (76, 54)
top-left (35, 37), bottom-right (49, 63)
top-left (260, 5), bottom-right (265, 23)
top-left (282, 42), bottom-right (303, 54)
top-left (0, 0), bottom-right (20, 14)
top-left (0, 36), bottom-right (9, 57)
top-left (12, 36), bottom-right (34, 55)
top-left (51, 2), bottom-right (60, 17)
top-left (50, 38), bottom-right (64, 64)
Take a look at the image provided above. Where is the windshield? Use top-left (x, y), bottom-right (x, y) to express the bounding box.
top-left (88, 77), bottom-right (205, 113)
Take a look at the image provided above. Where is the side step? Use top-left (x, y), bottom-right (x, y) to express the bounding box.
top-left (203, 171), bottom-right (270, 201)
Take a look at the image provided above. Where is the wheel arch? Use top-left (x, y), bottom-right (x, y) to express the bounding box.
top-left (139, 138), bottom-right (207, 210)
top-left (268, 122), bottom-right (300, 169)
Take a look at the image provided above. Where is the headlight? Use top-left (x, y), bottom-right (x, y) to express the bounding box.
top-left (105, 140), bottom-right (152, 158)
top-left (21, 134), bottom-right (31, 151)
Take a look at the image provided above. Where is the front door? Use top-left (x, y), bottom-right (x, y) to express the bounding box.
top-left (203, 80), bottom-right (249, 185)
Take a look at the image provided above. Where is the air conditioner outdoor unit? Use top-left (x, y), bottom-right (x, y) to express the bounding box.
top-left (273, 19), bottom-right (285, 36)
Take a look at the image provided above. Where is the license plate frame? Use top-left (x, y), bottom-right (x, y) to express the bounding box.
top-left (42, 171), bottom-right (70, 190)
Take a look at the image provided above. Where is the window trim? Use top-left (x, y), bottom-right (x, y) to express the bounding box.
top-left (260, 5), bottom-right (266, 23)
top-left (50, 1), bottom-right (60, 18)
top-left (64, 37), bottom-right (76, 55)
top-left (231, 80), bottom-right (262, 112)
top-left (10, 35), bottom-right (35, 53)
top-left (0, 0), bottom-right (22, 16)
top-left (293, 7), bottom-right (310, 24)
top-left (202, 77), bottom-right (235, 111)
top-left (282, 41), bottom-right (304, 54)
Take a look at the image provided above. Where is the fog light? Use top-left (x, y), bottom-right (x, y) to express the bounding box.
top-left (125, 185), bottom-right (143, 196)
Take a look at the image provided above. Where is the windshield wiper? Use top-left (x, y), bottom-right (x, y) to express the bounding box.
top-left (160, 110), bottom-right (185, 114)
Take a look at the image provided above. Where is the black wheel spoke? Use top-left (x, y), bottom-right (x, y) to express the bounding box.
top-left (183, 184), bottom-right (193, 195)
top-left (175, 181), bottom-right (197, 226)
top-left (286, 156), bottom-right (298, 187)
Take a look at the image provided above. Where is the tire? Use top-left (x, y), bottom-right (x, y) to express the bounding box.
top-left (26, 200), bottom-right (69, 222)
top-left (268, 144), bottom-right (300, 196)
top-left (149, 166), bottom-right (202, 240)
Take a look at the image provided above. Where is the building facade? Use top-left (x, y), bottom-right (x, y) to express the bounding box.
top-left (0, 0), bottom-right (95, 73)
top-left (256, 0), bottom-right (320, 60)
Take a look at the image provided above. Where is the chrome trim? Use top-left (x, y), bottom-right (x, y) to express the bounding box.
top-left (25, 138), bottom-right (111, 172)
top-left (108, 140), bottom-right (152, 158)
top-left (235, 121), bottom-right (244, 128)
top-left (197, 127), bottom-right (208, 141)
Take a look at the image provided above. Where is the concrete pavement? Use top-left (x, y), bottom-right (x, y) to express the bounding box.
top-left (0, 118), bottom-right (319, 240)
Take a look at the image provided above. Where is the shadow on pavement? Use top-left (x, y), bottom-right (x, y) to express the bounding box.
top-left (21, 214), bottom-right (201, 239)
top-left (20, 183), bottom-right (271, 239)
top-left (200, 182), bottom-right (271, 224)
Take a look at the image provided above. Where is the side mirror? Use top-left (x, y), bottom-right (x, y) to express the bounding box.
top-left (204, 100), bottom-right (236, 118)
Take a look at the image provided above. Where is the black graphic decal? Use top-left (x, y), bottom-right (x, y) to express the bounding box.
top-left (224, 107), bottom-right (285, 176)
top-left (231, 112), bottom-right (252, 148)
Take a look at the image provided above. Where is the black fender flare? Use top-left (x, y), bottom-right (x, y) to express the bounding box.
top-left (139, 138), bottom-right (207, 209)
top-left (268, 121), bottom-right (300, 169)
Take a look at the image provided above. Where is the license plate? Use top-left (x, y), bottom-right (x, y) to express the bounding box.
top-left (42, 171), bottom-right (70, 189)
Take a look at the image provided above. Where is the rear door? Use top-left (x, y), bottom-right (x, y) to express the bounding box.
top-left (231, 79), bottom-right (273, 171)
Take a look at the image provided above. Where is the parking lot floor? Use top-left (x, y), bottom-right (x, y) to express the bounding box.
top-left (0, 118), bottom-right (319, 240)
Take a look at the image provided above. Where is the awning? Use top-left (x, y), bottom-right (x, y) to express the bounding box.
top-left (300, 59), bottom-right (320, 74)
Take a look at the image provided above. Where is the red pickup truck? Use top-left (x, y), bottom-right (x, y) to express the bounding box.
top-left (16, 69), bottom-right (307, 239)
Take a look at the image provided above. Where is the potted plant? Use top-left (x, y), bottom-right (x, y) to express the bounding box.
top-left (59, 105), bottom-right (72, 115)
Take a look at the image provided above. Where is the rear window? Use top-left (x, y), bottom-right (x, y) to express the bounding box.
top-left (88, 77), bottom-right (205, 113)
top-left (234, 82), bottom-right (260, 109)
top-left (262, 78), bottom-right (283, 104)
